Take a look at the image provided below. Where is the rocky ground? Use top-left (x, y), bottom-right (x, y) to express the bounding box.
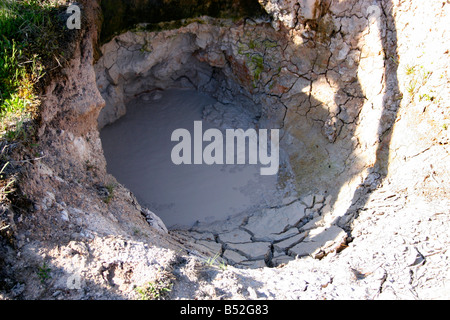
top-left (170, 179), bottom-right (450, 300)
top-left (4, 176), bottom-right (448, 300)
top-left (172, 193), bottom-right (346, 269)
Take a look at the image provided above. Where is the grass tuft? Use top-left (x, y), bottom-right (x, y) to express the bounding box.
top-left (134, 279), bottom-right (172, 300)
top-left (0, 0), bottom-right (75, 140)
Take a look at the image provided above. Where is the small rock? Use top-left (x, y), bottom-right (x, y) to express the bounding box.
top-left (247, 287), bottom-right (258, 299)
top-left (142, 208), bottom-right (168, 233)
top-left (315, 194), bottom-right (325, 204)
top-left (321, 203), bottom-right (333, 215)
top-left (272, 254), bottom-right (294, 267)
top-left (226, 242), bottom-right (271, 260)
top-left (301, 194), bottom-right (315, 208)
top-left (11, 283), bottom-right (25, 297)
top-left (304, 208), bottom-right (314, 218)
top-left (223, 249), bottom-right (247, 264)
top-left (245, 201), bottom-right (307, 240)
top-left (60, 210), bottom-right (69, 222)
top-left (273, 232), bottom-right (307, 253)
top-left (406, 247), bottom-right (425, 267)
top-left (218, 229), bottom-right (252, 244)
top-left (370, 267), bottom-right (387, 281)
top-left (272, 227), bottom-right (300, 242)
top-left (52, 290), bottom-right (62, 297)
top-left (313, 202), bottom-right (323, 211)
top-left (190, 231), bottom-right (215, 241)
top-left (282, 196), bottom-right (299, 205)
top-left (195, 240), bottom-right (222, 255)
top-left (288, 226), bottom-right (347, 258)
top-left (239, 260), bottom-right (267, 269)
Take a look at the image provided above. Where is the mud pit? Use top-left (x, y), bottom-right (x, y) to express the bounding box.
top-left (92, 7), bottom-right (400, 268)
top-left (93, 19), bottom-right (357, 268)
top-left (100, 88), bottom-right (287, 229)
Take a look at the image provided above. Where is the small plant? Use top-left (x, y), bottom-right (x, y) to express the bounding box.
top-left (218, 260), bottom-right (227, 270)
top-left (103, 183), bottom-right (116, 204)
top-left (405, 64), bottom-right (415, 76)
top-left (404, 64), bottom-right (433, 101)
top-left (132, 227), bottom-right (148, 238)
top-left (262, 39), bottom-right (278, 49)
top-left (37, 262), bottom-right (51, 283)
top-left (247, 54), bottom-right (265, 87)
top-left (85, 160), bottom-right (95, 171)
top-left (237, 42), bottom-right (248, 55)
top-left (388, 54), bottom-right (399, 66)
top-left (204, 252), bottom-right (227, 270)
top-left (0, 161), bottom-right (15, 198)
top-left (4, 119), bottom-right (27, 141)
top-left (134, 280), bottom-right (172, 300)
top-left (419, 93), bottom-right (435, 102)
top-left (205, 252), bottom-right (220, 265)
top-left (248, 39), bottom-right (258, 50)
top-left (406, 79), bottom-right (417, 95)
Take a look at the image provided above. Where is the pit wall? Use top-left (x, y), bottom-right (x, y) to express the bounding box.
top-left (95, 0), bottom-right (399, 229)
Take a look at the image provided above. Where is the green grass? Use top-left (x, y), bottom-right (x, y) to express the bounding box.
top-left (37, 261), bottom-right (51, 283)
top-left (134, 280), bottom-right (172, 300)
top-left (103, 183), bottom-right (116, 204)
top-left (0, 0), bottom-right (71, 140)
top-left (404, 64), bottom-right (432, 101)
top-left (248, 53), bottom-right (265, 87)
top-left (405, 64), bottom-right (416, 76)
top-left (204, 252), bottom-right (227, 270)
top-left (235, 37), bottom-right (271, 88)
